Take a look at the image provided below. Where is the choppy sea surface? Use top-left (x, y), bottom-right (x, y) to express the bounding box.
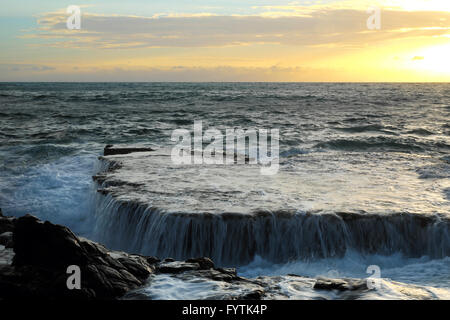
top-left (0, 82), bottom-right (449, 299)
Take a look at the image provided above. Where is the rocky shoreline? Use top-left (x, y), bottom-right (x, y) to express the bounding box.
top-left (0, 210), bottom-right (266, 299)
top-left (2, 210), bottom-right (449, 300)
top-left (1, 209), bottom-right (384, 300)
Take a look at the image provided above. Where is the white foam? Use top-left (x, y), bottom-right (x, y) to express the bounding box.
top-left (98, 148), bottom-right (450, 216)
top-left (1, 153), bottom-right (98, 235)
top-left (239, 252), bottom-right (450, 290)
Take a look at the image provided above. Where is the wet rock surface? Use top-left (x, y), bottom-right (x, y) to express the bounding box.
top-left (155, 257), bottom-right (215, 274)
top-left (0, 214), bottom-right (269, 300)
top-left (313, 278), bottom-right (368, 291)
top-left (156, 261), bottom-right (202, 274)
top-left (103, 145), bottom-right (155, 156)
top-left (1, 214), bottom-right (155, 299)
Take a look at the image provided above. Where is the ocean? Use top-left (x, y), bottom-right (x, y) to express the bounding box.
top-left (0, 82), bottom-right (449, 299)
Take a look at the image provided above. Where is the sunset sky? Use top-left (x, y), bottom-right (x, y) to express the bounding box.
top-left (0, 0), bottom-right (449, 81)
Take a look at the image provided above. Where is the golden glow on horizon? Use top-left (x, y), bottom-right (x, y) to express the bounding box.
top-left (1, 1), bottom-right (450, 82)
top-left (408, 43), bottom-right (450, 75)
top-left (391, 0), bottom-right (450, 12)
top-left (257, 0), bottom-right (450, 13)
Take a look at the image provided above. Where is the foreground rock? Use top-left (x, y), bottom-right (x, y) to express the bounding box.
top-left (0, 213), bottom-right (265, 300)
top-left (1, 214), bottom-right (154, 299)
top-left (313, 278), bottom-right (368, 291)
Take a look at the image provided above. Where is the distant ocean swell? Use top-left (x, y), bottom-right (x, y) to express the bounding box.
top-left (314, 136), bottom-right (450, 153)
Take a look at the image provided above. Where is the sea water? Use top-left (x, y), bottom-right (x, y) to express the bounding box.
top-left (1, 82), bottom-right (449, 298)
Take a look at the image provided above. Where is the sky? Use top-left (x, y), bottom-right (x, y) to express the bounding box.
top-left (0, 0), bottom-right (449, 82)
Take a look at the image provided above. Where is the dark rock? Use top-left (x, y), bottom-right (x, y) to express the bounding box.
top-left (97, 189), bottom-right (108, 195)
top-left (193, 269), bottom-right (237, 282)
top-left (238, 289), bottom-right (265, 300)
top-left (2, 214), bottom-right (154, 299)
top-left (155, 259), bottom-right (234, 278)
top-left (216, 267), bottom-right (237, 277)
top-left (146, 256), bottom-right (160, 265)
top-left (1, 213), bottom-right (274, 300)
top-left (13, 215), bottom-right (88, 268)
top-left (186, 257), bottom-right (214, 270)
top-left (92, 175), bottom-right (107, 184)
top-left (174, 267), bottom-right (244, 284)
top-left (104, 145), bottom-right (155, 156)
top-left (0, 232), bottom-right (13, 248)
top-left (313, 278), bottom-right (368, 291)
top-left (157, 261), bottom-right (200, 274)
top-left (117, 255), bottom-right (153, 280)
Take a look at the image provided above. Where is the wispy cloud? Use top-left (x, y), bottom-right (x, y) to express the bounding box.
top-left (26, 8), bottom-right (450, 49)
top-left (3, 2), bottom-right (449, 82)
top-left (0, 64), bottom-right (348, 82)
top-left (0, 63), bottom-right (55, 72)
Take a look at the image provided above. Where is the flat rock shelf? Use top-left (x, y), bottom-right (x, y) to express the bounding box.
top-left (91, 146), bottom-right (450, 268)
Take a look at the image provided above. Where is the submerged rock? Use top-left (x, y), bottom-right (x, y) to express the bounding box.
top-left (186, 257), bottom-right (214, 269)
top-left (146, 256), bottom-right (161, 265)
top-left (238, 289), bottom-right (265, 300)
top-left (313, 277), bottom-right (368, 291)
top-left (156, 258), bottom-right (214, 274)
top-left (103, 145), bottom-right (155, 156)
top-left (190, 268), bottom-right (239, 282)
top-left (157, 261), bottom-right (201, 274)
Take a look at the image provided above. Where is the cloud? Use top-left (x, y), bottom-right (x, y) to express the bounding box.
top-left (0, 64), bottom-right (55, 72)
top-left (0, 65), bottom-right (345, 82)
top-left (26, 8), bottom-right (450, 49)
